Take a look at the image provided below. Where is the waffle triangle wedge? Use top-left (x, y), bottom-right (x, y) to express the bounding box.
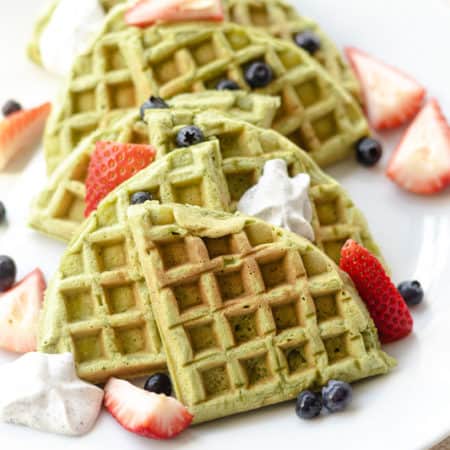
top-left (128, 202), bottom-right (395, 423)
top-left (38, 112), bottom-right (389, 383)
top-left (43, 5), bottom-right (368, 173)
top-left (29, 90), bottom-right (280, 241)
top-left (30, 105), bottom-right (382, 270)
top-left (28, 0), bottom-right (359, 100)
top-left (38, 199), bottom-right (395, 420)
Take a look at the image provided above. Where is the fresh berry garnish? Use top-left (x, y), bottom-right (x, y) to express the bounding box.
top-left (398, 281), bottom-right (424, 307)
top-left (140, 96), bottom-right (169, 120)
top-left (0, 269), bottom-right (45, 353)
top-left (0, 102), bottom-right (51, 170)
top-left (386, 99), bottom-right (450, 195)
top-left (126, 0), bottom-right (224, 27)
top-left (2, 100), bottom-right (22, 117)
top-left (175, 126), bottom-right (204, 147)
top-left (244, 62), bottom-right (273, 89)
top-left (104, 378), bottom-right (193, 440)
top-left (0, 201), bottom-right (5, 224)
top-left (0, 255), bottom-right (16, 292)
top-left (144, 373), bottom-right (172, 396)
top-left (345, 47), bottom-right (425, 130)
top-left (293, 31), bottom-right (321, 55)
top-left (356, 137), bottom-right (383, 167)
top-left (216, 79), bottom-right (240, 91)
top-left (130, 191), bottom-right (153, 205)
top-left (322, 380), bottom-right (352, 413)
top-left (295, 390), bottom-right (322, 419)
top-left (340, 239), bottom-right (413, 343)
top-left (85, 141), bottom-right (156, 217)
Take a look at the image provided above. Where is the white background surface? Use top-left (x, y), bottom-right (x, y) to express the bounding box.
top-left (0, 0), bottom-right (450, 448)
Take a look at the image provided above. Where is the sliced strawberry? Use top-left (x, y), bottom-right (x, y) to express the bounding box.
top-left (387, 99), bottom-right (450, 195)
top-left (0, 269), bottom-right (46, 353)
top-left (85, 141), bottom-right (156, 217)
top-left (0, 102), bottom-right (51, 170)
top-left (104, 378), bottom-right (193, 440)
top-left (345, 47), bottom-right (425, 130)
top-left (125, 0), bottom-right (224, 27)
top-left (340, 240), bottom-right (413, 344)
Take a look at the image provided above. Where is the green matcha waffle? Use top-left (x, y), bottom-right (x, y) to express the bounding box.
top-left (29, 0), bottom-right (359, 101)
top-left (29, 90), bottom-right (280, 241)
top-left (43, 6), bottom-right (368, 173)
top-left (38, 196), bottom-right (394, 411)
top-left (127, 202), bottom-right (394, 423)
top-left (31, 107), bottom-right (382, 268)
top-left (224, 0), bottom-right (360, 100)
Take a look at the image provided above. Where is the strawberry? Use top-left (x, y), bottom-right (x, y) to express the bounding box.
top-left (125, 0), bottom-right (224, 27)
top-left (387, 99), bottom-right (450, 195)
top-left (84, 141), bottom-right (156, 217)
top-left (345, 47), bottom-right (425, 130)
top-left (0, 102), bottom-right (51, 170)
top-left (340, 240), bottom-right (413, 344)
top-left (0, 269), bottom-right (46, 353)
top-left (104, 378), bottom-right (193, 440)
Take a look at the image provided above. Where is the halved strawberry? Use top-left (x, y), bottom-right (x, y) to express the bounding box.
top-left (387, 99), bottom-right (450, 195)
top-left (85, 141), bottom-right (156, 217)
top-left (104, 378), bottom-right (193, 440)
top-left (125, 0), bottom-right (224, 27)
top-left (340, 240), bottom-right (413, 344)
top-left (0, 102), bottom-right (51, 170)
top-left (345, 47), bottom-right (425, 130)
top-left (0, 269), bottom-right (46, 353)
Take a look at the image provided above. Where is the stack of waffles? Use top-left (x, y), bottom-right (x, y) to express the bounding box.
top-left (29, 0), bottom-right (395, 424)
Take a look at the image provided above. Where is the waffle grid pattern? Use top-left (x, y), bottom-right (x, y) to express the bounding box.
top-left (31, 109), bottom-right (381, 267)
top-left (30, 0), bottom-right (359, 101)
top-left (38, 142), bottom-right (235, 382)
top-left (128, 202), bottom-right (393, 423)
top-left (147, 109), bottom-right (381, 264)
top-left (224, 0), bottom-right (360, 100)
top-left (40, 222), bottom-right (167, 383)
top-left (44, 12), bottom-right (368, 172)
top-left (31, 92), bottom-right (279, 241)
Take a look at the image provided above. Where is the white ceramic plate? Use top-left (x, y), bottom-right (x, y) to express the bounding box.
top-left (1, 0), bottom-right (450, 448)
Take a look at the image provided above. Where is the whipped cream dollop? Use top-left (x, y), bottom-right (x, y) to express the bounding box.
top-left (237, 159), bottom-right (315, 241)
top-left (0, 352), bottom-right (104, 436)
top-left (39, 0), bottom-right (106, 76)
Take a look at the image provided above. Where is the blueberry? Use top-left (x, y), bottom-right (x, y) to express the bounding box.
top-left (2, 100), bottom-right (22, 117)
top-left (216, 79), bottom-right (240, 91)
top-left (0, 256), bottom-right (16, 292)
top-left (0, 202), bottom-right (5, 224)
top-left (140, 96), bottom-right (169, 120)
top-left (293, 31), bottom-right (321, 55)
top-left (144, 373), bottom-right (172, 396)
top-left (176, 126), bottom-right (204, 147)
top-left (244, 62), bottom-right (273, 89)
top-left (356, 137), bottom-right (383, 167)
top-left (322, 380), bottom-right (352, 413)
top-left (130, 191), bottom-right (153, 205)
top-left (398, 280), bottom-right (424, 306)
top-left (295, 390), bottom-right (322, 419)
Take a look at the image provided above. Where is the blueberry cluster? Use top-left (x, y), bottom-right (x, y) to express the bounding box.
top-left (295, 380), bottom-right (353, 420)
